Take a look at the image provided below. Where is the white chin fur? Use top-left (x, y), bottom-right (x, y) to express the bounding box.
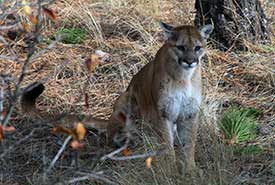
top-left (190, 62), bottom-right (197, 68)
top-left (181, 62), bottom-right (197, 68)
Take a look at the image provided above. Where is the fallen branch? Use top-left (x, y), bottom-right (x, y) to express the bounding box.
top-left (0, 78), bottom-right (4, 123)
top-left (103, 148), bottom-right (168, 161)
top-left (101, 138), bottom-right (168, 161)
top-left (45, 135), bottom-right (72, 173)
top-left (66, 172), bottom-right (115, 185)
top-left (100, 138), bottom-right (129, 161)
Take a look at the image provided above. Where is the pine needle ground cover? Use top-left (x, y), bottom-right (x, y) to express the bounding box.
top-left (0, 0), bottom-right (274, 184)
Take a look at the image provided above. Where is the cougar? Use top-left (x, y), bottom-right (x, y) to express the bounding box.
top-left (21, 22), bottom-right (213, 169)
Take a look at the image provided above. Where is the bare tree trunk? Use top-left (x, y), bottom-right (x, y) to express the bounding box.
top-left (194, 0), bottom-right (270, 50)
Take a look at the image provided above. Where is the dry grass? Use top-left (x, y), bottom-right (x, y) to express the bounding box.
top-left (0, 0), bottom-right (275, 184)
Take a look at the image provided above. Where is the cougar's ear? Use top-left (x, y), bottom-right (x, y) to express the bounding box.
top-left (199, 24), bottom-right (214, 40)
top-left (160, 22), bottom-right (175, 40)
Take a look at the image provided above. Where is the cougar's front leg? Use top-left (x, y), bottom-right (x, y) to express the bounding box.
top-left (176, 113), bottom-right (199, 169)
top-left (157, 105), bottom-right (177, 159)
top-left (158, 118), bottom-right (174, 149)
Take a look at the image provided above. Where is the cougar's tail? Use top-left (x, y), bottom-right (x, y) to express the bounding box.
top-left (21, 82), bottom-right (111, 130)
top-left (21, 82), bottom-right (45, 113)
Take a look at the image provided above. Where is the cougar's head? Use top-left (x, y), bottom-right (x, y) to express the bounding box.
top-left (160, 22), bottom-right (213, 78)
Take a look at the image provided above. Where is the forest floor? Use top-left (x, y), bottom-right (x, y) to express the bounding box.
top-left (0, 0), bottom-right (275, 184)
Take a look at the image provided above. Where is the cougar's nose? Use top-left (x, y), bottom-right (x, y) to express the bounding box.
top-left (178, 58), bottom-right (198, 68)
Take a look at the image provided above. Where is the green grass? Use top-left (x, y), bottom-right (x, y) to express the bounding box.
top-left (57, 28), bottom-right (87, 44)
top-left (233, 145), bottom-right (264, 155)
top-left (219, 107), bottom-right (259, 144)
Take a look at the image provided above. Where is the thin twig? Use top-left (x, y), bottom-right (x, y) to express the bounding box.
top-left (103, 149), bottom-right (168, 161)
top-left (0, 55), bottom-right (17, 61)
top-left (0, 23), bottom-right (19, 30)
top-left (0, 78), bottom-right (4, 123)
top-left (101, 138), bottom-right (167, 161)
top-left (0, 35), bottom-right (8, 45)
top-left (45, 135), bottom-right (72, 173)
top-left (100, 138), bottom-right (129, 161)
top-left (66, 173), bottom-right (115, 185)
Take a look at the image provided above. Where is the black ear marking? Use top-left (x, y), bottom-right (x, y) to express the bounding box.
top-left (160, 21), bottom-right (175, 40)
top-left (199, 24), bottom-right (214, 40)
top-left (160, 22), bottom-right (174, 32)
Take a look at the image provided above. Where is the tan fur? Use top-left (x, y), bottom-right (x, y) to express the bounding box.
top-left (22, 23), bottom-right (213, 169)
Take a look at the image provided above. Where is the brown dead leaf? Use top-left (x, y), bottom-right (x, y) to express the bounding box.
top-left (146, 157), bottom-right (153, 169)
top-left (84, 93), bottom-right (89, 109)
top-left (0, 125), bottom-right (15, 141)
top-left (21, 21), bottom-right (31, 32)
top-left (123, 148), bottom-right (131, 156)
top-left (1, 111), bottom-right (6, 118)
top-left (0, 125), bottom-right (3, 141)
top-left (52, 126), bottom-right (74, 137)
top-left (3, 126), bottom-right (16, 132)
top-left (228, 135), bottom-right (237, 145)
top-left (70, 140), bottom-right (84, 149)
top-left (85, 54), bottom-right (100, 75)
top-left (75, 122), bottom-right (86, 141)
top-left (52, 123), bottom-right (86, 141)
top-left (42, 7), bottom-right (57, 21)
top-left (28, 14), bottom-right (38, 25)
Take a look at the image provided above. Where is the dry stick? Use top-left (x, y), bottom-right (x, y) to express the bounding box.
top-left (100, 138), bottom-right (129, 161)
top-left (0, 78), bottom-right (4, 123)
top-left (0, 55), bottom-right (17, 61)
top-left (101, 138), bottom-right (168, 161)
top-left (103, 149), bottom-right (168, 161)
top-left (0, 23), bottom-right (19, 30)
top-left (66, 173), bottom-right (115, 185)
top-left (0, 35), bottom-right (8, 45)
top-left (45, 135), bottom-right (72, 173)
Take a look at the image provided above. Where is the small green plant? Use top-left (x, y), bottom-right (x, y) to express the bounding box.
top-left (219, 107), bottom-right (258, 144)
top-left (57, 28), bottom-right (86, 44)
top-left (232, 145), bottom-right (263, 155)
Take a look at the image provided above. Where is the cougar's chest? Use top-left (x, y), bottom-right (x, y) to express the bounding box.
top-left (159, 82), bottom-right (201, 122)
top-left (179, 84), bottom-right (201, 119)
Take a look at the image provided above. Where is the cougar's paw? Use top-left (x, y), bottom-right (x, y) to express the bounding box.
top-left (177, 160), bottom-right (203, 179)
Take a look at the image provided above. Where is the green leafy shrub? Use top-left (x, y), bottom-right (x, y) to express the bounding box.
top-left (219, 107), bottom-right (258, 144)
top-left (57, 28), bottom-right (86, 44)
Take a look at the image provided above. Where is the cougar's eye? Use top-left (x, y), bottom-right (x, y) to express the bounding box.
top-left (176, 45), bottom-right (185, 51)
top-left (194, 46), bottom-right (202, 52)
